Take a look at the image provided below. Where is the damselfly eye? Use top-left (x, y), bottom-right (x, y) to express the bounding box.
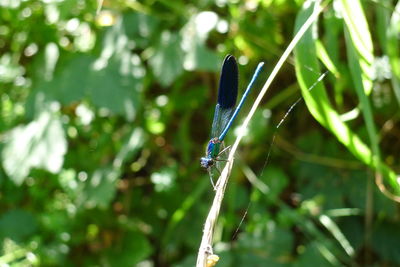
top-left (200, 157), bottom-right (214, 169)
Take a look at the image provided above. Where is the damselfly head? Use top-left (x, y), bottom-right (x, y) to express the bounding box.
top-left (200, 157), bottom-right (214, 169)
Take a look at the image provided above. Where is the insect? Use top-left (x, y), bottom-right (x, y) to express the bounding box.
top-left (200, 54), bottom-right (264, 187)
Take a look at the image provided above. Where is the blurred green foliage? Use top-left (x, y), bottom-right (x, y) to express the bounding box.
top-left (0, 0), bottom-right (399, 266)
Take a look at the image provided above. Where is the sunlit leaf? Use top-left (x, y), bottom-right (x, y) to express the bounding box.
top-left (149, 31), bottom-right (184, 86)
top-left (0, 53), bottom-right (24, 83)
top-left (338, 0), bottom-right (373, 94)
top-left (86, 22), bottom-right (143, 120)
top-left (181, 12), bottom-right (220, 71)
top-left (151, 167), bottom-right (176, 192)
top-left (113, 128), bottom-right (145, 168)
top-left (2, 108), bottom-right (67, 185)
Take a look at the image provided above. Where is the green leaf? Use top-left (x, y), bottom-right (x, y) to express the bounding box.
top-left (322, 7), bottom-right (347, 107)
top-left (386, 2), bottom-right (400, 105)
top-left (344, 27), bottom-right (381, 169)
top-left (237, 224), bottom-right (293, 262)
top-left (162, 178), bottom-right (209, 247)
top-left (87, 21), bottom-right (143, 120)
top-left (295, 242), bottom-right (333, 267)
top-left (29, 21), bottom-right (143, 120)
top-left (48, 54), bottom-right (92, 105)
top-left (29, 54), bottom-right (92, 109)
top-left (375, 0), bottom-right (392, 53)
top-left (0, 210), bottom-right (37, 242)
top-left (2, 108), bottom-right (67, 185)
top-left (372, 221), bottom-right (400, 263)
top-left (339, 217), bottom-right (364, 251)
top-left (122, 12), bottom-right (159, 48)
top-left (82, 167), bottom-right (119, 209)
top-left (105, 231), bottom-right (152, 266)
top-left (338, 0), bottom-right (373, 57)
top-left (294, 1), bottom-right (399, 194)
top-left (259, 166), bottom-right (288, 202)
top-left (87, 56), bottom-right (141, 121)
top-left (318, 214), bottom-right (355, 257)
top-left (316, 40), bottom-right (339, 78)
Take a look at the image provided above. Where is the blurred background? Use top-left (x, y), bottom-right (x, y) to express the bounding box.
top-left (1, 0), bottom-right (400, 266)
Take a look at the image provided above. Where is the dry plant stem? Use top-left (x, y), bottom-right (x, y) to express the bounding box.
top-left (196, 2), bottom-right (324, 266)
top-left (375, 171), bottom-right (400, 202)
top-left (196, 160), bottom-right (233, 266)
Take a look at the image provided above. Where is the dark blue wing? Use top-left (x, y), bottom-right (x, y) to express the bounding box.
top-left (210, 55), bottom-right (238, 138)
top-left (217, 55), bottom-right (238, 109)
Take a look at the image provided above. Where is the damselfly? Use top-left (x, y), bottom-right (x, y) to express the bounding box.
top-left (200, 55), bottom-right (264, 187)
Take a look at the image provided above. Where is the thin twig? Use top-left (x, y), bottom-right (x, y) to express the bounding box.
top-left (196, 2), bottom-right (325, 266)
top-left (96, 0), bottom-right (104, 15)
